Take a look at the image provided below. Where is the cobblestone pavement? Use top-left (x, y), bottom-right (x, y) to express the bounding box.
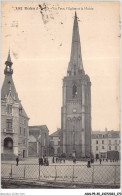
top-left (1, 158), bottom-right (120, 186)
top-left (1, 157), bottom-right (120, 166)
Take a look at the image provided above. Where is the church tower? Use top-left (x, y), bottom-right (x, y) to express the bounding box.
top-left (61, 12), bottom-right (91, 158)
top-left (1, 51), bottom-right (29, 159)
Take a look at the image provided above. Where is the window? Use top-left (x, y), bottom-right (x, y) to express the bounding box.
top-left (102, 140), bottom-right (104, 144)
top-left (109, 140), bottom-right (111, 145)
top-left (115, 146), bottom-right (117, 150)
top-left (7, 105), bottom-right (12, 114)
top-left (102, 135), bottom-right (104, 138)
top-left (6, 119), bottom-right (12, 130)
top-left (96, 140), bottom-right (98, 144)
top-left (102, 146), bottom-right (104, 149)
top-left (72, 84), bottom-right (77, 98)
top-left (23, 139), bottom-right (26, 145)
top-left (20, 127), bottom-right (22, 135)
top-left (115, 140), bottom-right (117, 145)
top-left (19, 107), bottom-right (22, 114)
top-left (96, 146), bottom-right (98, 151)
top-left (50, 141), bottom-right (54, 146)
top-left (24, 119), bottom-right (26, 125)
top-left (109, 146), bottom-right (111, 150)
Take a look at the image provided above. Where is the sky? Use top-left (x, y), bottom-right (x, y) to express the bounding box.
top-left (1, 1), bottom-right (120, 134)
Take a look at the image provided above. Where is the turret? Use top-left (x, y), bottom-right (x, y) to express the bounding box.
top-left (4, 50), bottom-right (13, 76)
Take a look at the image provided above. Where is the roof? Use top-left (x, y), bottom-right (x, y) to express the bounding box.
top-left (1, 75), bottom-right (19, 102)
top-left (68, 12), bottom-right (83, 73)
top-left (91, 130), bottom-right (120, 139)
top-left (1, 55), bottom-right (29, 119)
top-left (19, 102), bottom-right (29, 119)
top-left (49, 129), bottom-right (61, 137)
top-left (29, 135), bottom-right (36, 142)
top-left (29, 125), bottom-right (49, 132)
top-left (7, 50), bottom-right (12, 63)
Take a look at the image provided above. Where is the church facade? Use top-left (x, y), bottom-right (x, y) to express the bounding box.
top-left (61, 12), bottom-right (91, 158)
top-left (1, 51), bottom-right (29, 160)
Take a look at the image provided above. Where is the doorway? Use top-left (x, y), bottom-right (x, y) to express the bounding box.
top-left (23, 150), bottom-right (25, 158)
top-left (4, 137), bottom-right (13, 154)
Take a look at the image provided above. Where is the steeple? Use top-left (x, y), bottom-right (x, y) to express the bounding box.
top-left (4, 50), bottom-right (13, 76)
top-left (67, 12), bottom-right (84, 76)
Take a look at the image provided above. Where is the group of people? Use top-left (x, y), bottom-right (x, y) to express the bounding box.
top-left (39, 156), bottom-right (49, 166)
top-left (52, 156), bottom-right (66, 163)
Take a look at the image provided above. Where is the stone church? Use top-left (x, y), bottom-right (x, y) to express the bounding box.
top-left (1, 51), bottom-right (29, 160)
top-left (61, 12), bottom-right (91, 158)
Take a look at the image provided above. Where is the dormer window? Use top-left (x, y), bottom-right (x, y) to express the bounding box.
top-left (19, 107), bottom-right (22, 114)
top-left (7, 104), bottom-right (12, 114)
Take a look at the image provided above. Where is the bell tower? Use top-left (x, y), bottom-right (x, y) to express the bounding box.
top-left (4, 50), bottom-right (13, 76)
top-left (61, 12), bottom-right (91, 158)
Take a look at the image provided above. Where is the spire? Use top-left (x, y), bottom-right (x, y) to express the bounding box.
top-left (4, 50), bottom-right (13, 76)
top-left (67, 12), bottom-right (84, 76)
top-left (7, 49), bottom-right (12, 63)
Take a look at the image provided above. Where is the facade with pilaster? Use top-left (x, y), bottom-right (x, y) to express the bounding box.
top-left (91, 130), bottom-right (120, 160)
top-left (61, 12), bottom-right (91, 158)
top-left (28, 125), bottom-right (49, 157)
top-left (1, 51), bottom-right (29, 160)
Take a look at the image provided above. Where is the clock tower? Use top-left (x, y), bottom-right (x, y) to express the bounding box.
top-left (61, 12), bottom-right (91, 158)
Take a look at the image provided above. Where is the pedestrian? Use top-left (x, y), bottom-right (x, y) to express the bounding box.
top-left (99, 158), bottom-right (102, 164)
top-left (87, 158), bottom-right (91, 168)
top-left (56, 157), bottom-right (58, 163)
top-left (46, 158), bottom-right (49, 166)
top-left (44, 157), bottom-right (46, 165)
top-left (16, 156), bottom-right (19, 166)
top-left (63, 158), bottom-right (65, 163)
top-left (73, 158), bottom-right (76, 164)
top-left (39, 157), bottom-right (43, 166)
top-left (52, 156), bottom-right (55, 163)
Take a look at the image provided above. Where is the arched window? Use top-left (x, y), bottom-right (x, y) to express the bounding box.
top-left (72, 84), bottom-right (77, 98)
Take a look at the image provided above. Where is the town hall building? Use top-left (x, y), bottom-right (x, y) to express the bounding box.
top-left (1, 51), bottom-right (29, 160)
top-left (61, 12), bottom-right (92, 158)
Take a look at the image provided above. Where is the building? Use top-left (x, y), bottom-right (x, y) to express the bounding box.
top-left (1, 51), bottom-right (29, 160)
top-left (61, 12), bottom-right (91, 158)
top-left (28, 125), bottom-right (49, 157)
top-left (91, 130), bottom-right (120, 160)
top-left (49, 129), bottom-right (61, 156)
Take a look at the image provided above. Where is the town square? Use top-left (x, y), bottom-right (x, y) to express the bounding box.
top-left (1, 1), bottom-right (120, 190)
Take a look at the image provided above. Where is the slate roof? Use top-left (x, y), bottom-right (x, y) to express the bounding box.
top-left (91, 130), bottom-right (120, 139)
top-left (1, 75), bottom-right (19, 101)
top-left (29, 125), bottom-right (49, 134)
top-left (49, 129), bottom-right (61, 137)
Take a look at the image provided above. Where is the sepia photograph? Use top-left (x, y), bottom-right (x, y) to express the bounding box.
top-left (1, 1), bottom-right (121, 193)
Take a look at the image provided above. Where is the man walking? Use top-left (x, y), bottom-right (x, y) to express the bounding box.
top-left (99, 158), bottom-right (102, 164)
top-left (16, 156), bottom-right (19, 166)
